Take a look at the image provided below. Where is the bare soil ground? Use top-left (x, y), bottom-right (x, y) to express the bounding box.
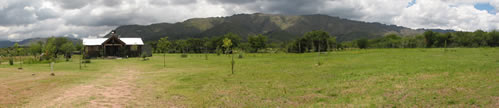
top-left (26, 64), bottom-right (143, 107)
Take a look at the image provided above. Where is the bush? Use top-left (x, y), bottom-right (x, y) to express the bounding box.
top-left (356, 38), bottom-right (369, 49)
top-left (181, 53), bottom-right (188, 58)
top-left (9, 58), bottom-right (13, 65)
top-left (141, 53), bottom-right (149, 61)
top-left (238, 53), bottom-right (244, 59)
top-left (82, 59), bottom-right (91, 63)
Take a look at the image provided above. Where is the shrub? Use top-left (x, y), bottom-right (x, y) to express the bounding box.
top-left (181, 53), bottom-right (188, 58)
top-left (356, 38), bottom-right (369, 49)
top-left (82, 59), bottom-right (91, 63)
top-left (141, 53), bottom-right (149, 61)
top-left (9, 58), bottom-right (13, 65)
top-left (238, 53), bottom-right (243, 59)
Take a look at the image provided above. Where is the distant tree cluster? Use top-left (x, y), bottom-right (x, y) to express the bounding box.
top-left (345, 30), bottom-right (499, 49)
top-left (0, 37), bottom-right (79, 63)
top-left (287, 30), bottom-right (337, 53)
top-left (149, 33), bottom-right (270, 54)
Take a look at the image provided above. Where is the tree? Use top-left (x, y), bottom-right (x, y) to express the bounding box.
top-left (17, 47), bottom-right (26, 69)
top-left (213, 33), bottom-right (241, 53)
top-left (11, 43), bottom-right (19, 66)
top-left (44, 37), bottom-right (57, 75)
top-left (12, 43), bottom-right (23, 69)
top-left (157, 37), bottom-right (171, 68)
top-left (176, 40), bottom-right (188, 54)
top-left (75, 42), bottom-right (83, 52)
top-left (287, 30), bottom-right (333, 53)
top-left (424, 31), bottom-right (437, 48)
top-left (248, 34), bottom-right (268, 53)
top-left (327, 37), bottom-right (337, 51)
top-left (186, 38), bottom-right (205, 53)
top-left (356, 38), bottom-right (369, 49)
top-left (29, 41), bottom-right (43, 61)
top-left (60, 42), bottom-right (75, 61)
top-left (222, 38), bottom-right (235, 74)
top-left (473, 30), bottom-right (489, 47)
top-left (54, 37), bottom-right (71, 57)
top-left (488, 30), bottom-right (499, 47)
top-left (303, 30), bottom-right (331, 52)
top-left (203, 38), bottom-right (211, 60)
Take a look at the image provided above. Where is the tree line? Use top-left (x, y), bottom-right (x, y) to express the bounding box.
top-left (0, 37), bottom-right (81, 65)
top-left (148, 30), bottom-right (338, 54)
top-left (147, 30), bottom-right (499, 54)
top-left (349, 30), bottom-right (499, 49)
top-left (1, 29), bottom-right (498, 61)
top-left (148, 33), bottom-right (271, 54)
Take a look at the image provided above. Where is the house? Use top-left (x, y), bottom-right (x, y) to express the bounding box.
top-left (82, 31), bottom-right (144, 58)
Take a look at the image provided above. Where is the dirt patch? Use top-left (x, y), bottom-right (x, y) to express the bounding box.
top-left (27, 64), bottom-right (142, 107)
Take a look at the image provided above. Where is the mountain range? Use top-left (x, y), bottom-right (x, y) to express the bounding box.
top-left (106, 13), bottom-right (433, 42)
top-left (0, 37), bottom-right (80, 48)
top-left (2, 13), bottom-right (456, 48)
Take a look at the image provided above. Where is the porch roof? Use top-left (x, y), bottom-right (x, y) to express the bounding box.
top-left (83, 38), bottom-right (144, 46)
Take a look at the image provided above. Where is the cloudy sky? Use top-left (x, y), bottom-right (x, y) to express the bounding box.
top-left (0, 0), bottom-right (498, 41)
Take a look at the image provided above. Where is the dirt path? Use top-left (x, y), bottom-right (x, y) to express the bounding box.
top-left (26, 63), bottom-right (143, 107)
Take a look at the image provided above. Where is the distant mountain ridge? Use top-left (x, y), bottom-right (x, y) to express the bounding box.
top-left (0, 37), bottom-right (81, 48)
top-left (106, 13), bottom-right (452, 42)
top-left (1, 13), bottom-right (458, 48)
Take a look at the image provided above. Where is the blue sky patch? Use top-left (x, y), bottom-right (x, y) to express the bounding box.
top-left (407, 0), bottom-right (416, 7)
top-left (474, 3), bottom-right (496, 14)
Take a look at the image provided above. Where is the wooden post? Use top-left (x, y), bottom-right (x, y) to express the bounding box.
top-left (205, 47), bottom-right (208, 60)
top-left (298, 41), bottom-right (301, 53)
top-left (50, 62), bottom-right (54, 73)
top-left (231, 52), bottom-right (234, 74)
top-left (317, 40), bottom-right (321, 66)
top-left (163, 53), bottom-right (166, 68)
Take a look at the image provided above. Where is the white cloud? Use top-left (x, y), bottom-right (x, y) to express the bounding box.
top-left (394, 0), bottom-right (498, 31)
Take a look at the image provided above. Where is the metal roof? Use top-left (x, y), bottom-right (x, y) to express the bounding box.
top-left (83, 38), bottom-right (144, 46)
top-left (82, 38), bottom-right (107, 46)
top-left (120, 38), bottom-right (144, 45)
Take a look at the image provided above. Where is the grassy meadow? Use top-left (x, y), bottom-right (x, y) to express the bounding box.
top-left (0, 48), bottom-right (498, 107)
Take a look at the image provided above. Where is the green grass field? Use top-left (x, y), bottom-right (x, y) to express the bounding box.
top-left (0, 48), bottom-right (498, 107)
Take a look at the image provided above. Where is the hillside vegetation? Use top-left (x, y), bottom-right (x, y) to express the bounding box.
top-left (108, 13), bottom-right (425, 42)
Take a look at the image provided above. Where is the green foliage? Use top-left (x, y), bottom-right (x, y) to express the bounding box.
top-left (180, 53), bottom-right (188, 58)
top-left (175, 40), bottom-right (188, 53)
top-left (42, 37), bottom-right (57, 61)
top-left (248, 34), bottom-right (268, 53)
top-left (8, 58), bottom-right (13, 65)
top-left (370, 34), bottom-right (402, 48)
top-left (238, 53), bottom-right (244, 59)
top-left (288, 30), bottom-right (336, 53)
top-left (222, 37), bottom-right (233, 54)
top-left (424, 31), bottom-right (437, 48)
top-left (488, 30), bottom-right (499, 46)
top-left (141, 53), bottom-right (149, 60)
top-left (356, 38), bottom-right (369, 49)
top-left (186, 38), bottom-right (205, 53)
top-left (157, 37), bottom-right (171, 53)
top-left (61, 42), bottom-right (74, 60)
top-left (345, 30), bottom-right (499, 49)
top-left (29, 41), bottom-right (43, 57)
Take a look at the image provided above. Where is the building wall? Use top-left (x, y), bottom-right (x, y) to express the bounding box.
top-left (85, 46), bottom-right (102, 58)
top-left (84, 45), bottom-right (143, 58)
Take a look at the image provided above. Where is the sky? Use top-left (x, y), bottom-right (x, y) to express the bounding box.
top-left (0, 0), bottom-right (498, 41)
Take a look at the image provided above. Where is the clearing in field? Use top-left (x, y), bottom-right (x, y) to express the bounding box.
top-left (0, 48), bottom-right (498, 107)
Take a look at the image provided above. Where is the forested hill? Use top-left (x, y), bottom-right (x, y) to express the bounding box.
top-left (106, 13), bottom-right (427, 42)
